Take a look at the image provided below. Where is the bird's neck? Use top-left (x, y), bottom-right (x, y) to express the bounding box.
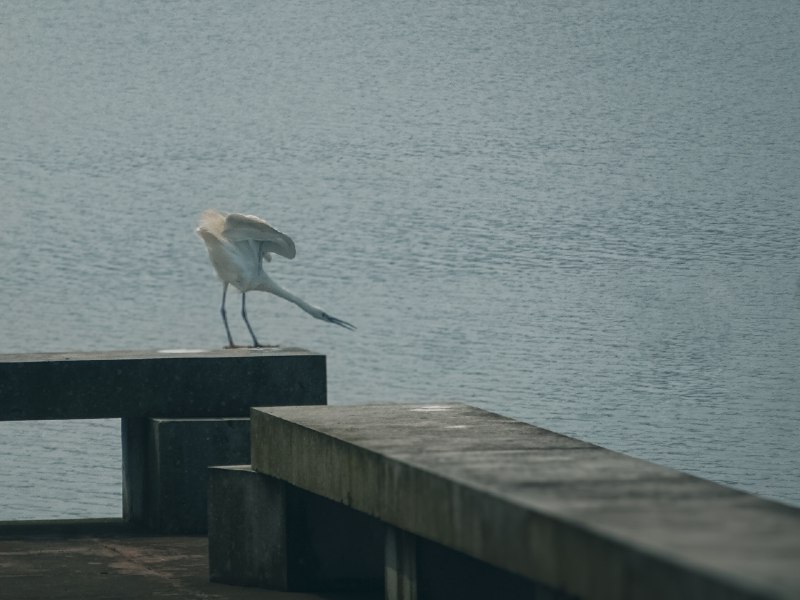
top-left (255, 275), bottom-right (318, 317)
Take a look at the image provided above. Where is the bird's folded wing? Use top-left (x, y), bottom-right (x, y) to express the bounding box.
top-left (223, 213), bottom-right (297, 259)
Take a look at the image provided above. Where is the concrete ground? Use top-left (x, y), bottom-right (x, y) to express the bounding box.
top-left (0, 521), bottom-right (379, 600)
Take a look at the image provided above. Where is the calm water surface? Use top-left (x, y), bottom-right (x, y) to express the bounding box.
top-left (1, 1), bottom-right (798, 518)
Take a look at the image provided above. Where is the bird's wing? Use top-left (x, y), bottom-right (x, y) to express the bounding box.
top-left (222, 213), bottom-right (297, 259)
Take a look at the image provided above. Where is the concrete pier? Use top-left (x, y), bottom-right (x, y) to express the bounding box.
top-left (4, 352), bottom-right (800, 599)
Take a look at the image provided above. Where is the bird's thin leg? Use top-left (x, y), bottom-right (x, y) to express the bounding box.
top-left (221, 283), bottom-right (237, 348)
top-left (241, 292), bottom-right (262, 348)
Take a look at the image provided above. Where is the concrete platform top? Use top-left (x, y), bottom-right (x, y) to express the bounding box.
top-left (0, 348), bottom-right (326, 420)
top-left (251, 403), bottom-right (800, 600)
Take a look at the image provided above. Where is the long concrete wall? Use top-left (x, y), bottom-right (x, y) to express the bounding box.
top-left (243, 403), bottom-right (800, 600)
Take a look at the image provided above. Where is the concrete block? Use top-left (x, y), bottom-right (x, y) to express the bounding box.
top-left (208, 465), bottom-right (384, 592)
top-left (139, 418), bottom-right (250, 533)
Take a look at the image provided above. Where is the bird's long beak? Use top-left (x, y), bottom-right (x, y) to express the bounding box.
top-left (326, 315), bottom-right (356, 330)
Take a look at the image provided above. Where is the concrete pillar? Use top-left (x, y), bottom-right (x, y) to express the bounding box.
top-left (122, 417), bottom-right (250, 533)
top-left (386, 527), bottom-right (418, 600)
top-left (121, 417), bottom-right (147, 526)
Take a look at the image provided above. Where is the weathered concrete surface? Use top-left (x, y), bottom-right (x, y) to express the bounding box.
top-left (208, 466), bottom-right (384, 592)
top-left (0, 349), bottom-right (325, 420)
top-left (251, 403), bottom-right (800, 600)
top-left (0, 521), bottom-right (379, 600)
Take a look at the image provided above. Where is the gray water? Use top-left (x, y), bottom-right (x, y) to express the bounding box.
top-left (1, 1), bottom-right (798, 519)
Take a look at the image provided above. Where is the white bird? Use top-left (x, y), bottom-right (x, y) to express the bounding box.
top-left (196, 209), bottom-right (355, 348)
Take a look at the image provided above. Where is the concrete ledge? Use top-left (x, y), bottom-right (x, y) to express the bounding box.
top-left (0, 349), bottom-right (325, 420)
top-left (251, 403), bottom-right (800, 600)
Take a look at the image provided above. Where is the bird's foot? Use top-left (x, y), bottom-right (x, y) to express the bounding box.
top-left (251, 343), bottom-right (280, 349)
top-left (224, 344), bottom-right (244, 349)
